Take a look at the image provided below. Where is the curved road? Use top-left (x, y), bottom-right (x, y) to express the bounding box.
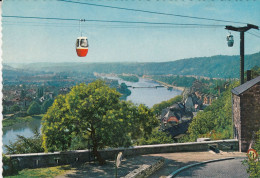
top-left (176, 158), bottom-right (249, 178)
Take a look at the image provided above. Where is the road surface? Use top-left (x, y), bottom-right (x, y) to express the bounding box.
top-left (176, 158), bottom-right (249, 178)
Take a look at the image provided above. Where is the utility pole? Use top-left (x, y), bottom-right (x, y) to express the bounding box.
top-left (225, 24), bottom-right (259, 84)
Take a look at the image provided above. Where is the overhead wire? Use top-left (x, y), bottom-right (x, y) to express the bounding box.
top-left (2, 19), bottom-right (226, 29)
top-left (57, 0), bottom-right (249, 25)
top-left (2, 15), bottom-right (227, 28)
top-left (247, 32), bottom-right (260, 39)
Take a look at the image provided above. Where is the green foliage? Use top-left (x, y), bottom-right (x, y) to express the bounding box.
top-left (117, 82), bottom-right (131, 97)
top-left (20, 89), bottom-right (26, 99)
top-left (42, 80), bottom-right (158, 164)
top-left (152, 75), bottom-right (196, 88)
top-left (249, 65), bottom-right (260, 80)
top-left (136, 128), bottom-right (173, 145)
top-left (186, 82), bottom-right (239, 142)
top-left (41, 98), bottom-right (54, 113)
top-left (243, 130), bottom-right (260, 178)
top-left (2, 115), bottom-right (43, 128)
top-left (4, 165), bottom-right (72, 178)
top-left (9, 52), bottom-right (260, 79)
top-left (10, 105), bottom-right (20, 112)
top-left (2, 154), bottom-right (19, 176)
top-left (118, 75), bottom-right (139, 82)
top-left (152, 75), bottom-right (231, 96)
top-left (27, 101), bottom-right (41, 115)
top-left (152, 95), bottom-right (182, 116)
top-left (37, 87), bottom-right (44, 98)
top-left (4, 129), bottom-right (44, 154)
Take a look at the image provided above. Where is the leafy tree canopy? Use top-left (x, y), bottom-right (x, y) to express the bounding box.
top-left (41, 98), bottom-right (54, 113)
top-left (4, 129), bottom-right (43, 154)
top-left (152, 95), bottom-right (182, 116)
top-left (136, 128), bottom-right (173, 145)
top-left (243, 130), bottom-right (260, 177)
top-left (42, 80), bottom-right (158, 164)
top-left (184, 81), bottom-right (240, 142)
top-left (10, 105), bottom-right (20, 112)
top-left (27, 101), bottom-right (41, 115)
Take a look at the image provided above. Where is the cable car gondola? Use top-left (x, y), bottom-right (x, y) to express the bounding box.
top-left (226, 34), bottom-right (234, 47)
top-left (76, 36), bottom-right (88, 57)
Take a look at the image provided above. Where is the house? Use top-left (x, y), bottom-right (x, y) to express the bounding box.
top-left (164, 120), bottom-right (192, 139)
top-left (185, 93), bottom-right (203, 112)
top-left (160, 102), bottom-right (192, 130)
top-left (160, 103), bottom-right (184, 129)
top-left (231, 76), bottom-right (260, 152)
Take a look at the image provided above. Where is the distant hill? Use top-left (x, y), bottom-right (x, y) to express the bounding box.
top-left (5, 52), bottom-right (260, 79)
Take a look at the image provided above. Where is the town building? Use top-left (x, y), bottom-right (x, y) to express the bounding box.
top-left (232, 76), bottom-right (260, 152)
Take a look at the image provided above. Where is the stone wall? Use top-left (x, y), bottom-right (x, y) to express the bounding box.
top-left (6, 139), bottom-right (238, 170)
top-left (232, 94), bottom-right (241, 150)
top-left (240, 83), bottom-right (260, 152)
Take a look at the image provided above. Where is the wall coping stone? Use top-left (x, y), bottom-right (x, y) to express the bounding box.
top-left (7, 139), bottom-right (238, 157)
top-left (6, 139), bottom-right (238, 157)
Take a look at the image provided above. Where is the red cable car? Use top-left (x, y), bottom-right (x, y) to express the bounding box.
top-left (76, 37), bottom-right (88, 57)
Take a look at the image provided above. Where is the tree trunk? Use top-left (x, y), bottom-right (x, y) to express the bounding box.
top-left (92, 143), bottom-right (106, 165)
top-left (91, 127), bottom-right (106, 165)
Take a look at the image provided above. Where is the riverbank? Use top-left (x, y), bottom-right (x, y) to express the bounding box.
top-left (143, 76), bottom-right (186, 91)
top-left (3, 114), bottom-right (43, 128)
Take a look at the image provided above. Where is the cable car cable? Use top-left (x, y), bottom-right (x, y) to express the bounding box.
top-left (2, 15), bottom-right (227, 27)
top-left (247, 32), bottom-right (260, 39)
top-left (57, 0), bottom-right (249, 25)
top-left (3, 21), bottom-right (225, 29)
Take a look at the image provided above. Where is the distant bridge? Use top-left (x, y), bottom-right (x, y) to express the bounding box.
top-left (127, 86), bottom-right (165, 89)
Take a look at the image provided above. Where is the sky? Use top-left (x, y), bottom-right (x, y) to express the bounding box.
top-left (1, 0), bottom-right (260, 63)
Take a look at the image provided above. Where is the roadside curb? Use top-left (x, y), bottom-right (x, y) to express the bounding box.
top-left (166, 157), bottom-right (235, 178)
top-left (124, 157), bottom-right (165, 178)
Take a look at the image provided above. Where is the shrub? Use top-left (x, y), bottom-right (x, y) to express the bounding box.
top-left (2, 154), bottom-right (19, 176)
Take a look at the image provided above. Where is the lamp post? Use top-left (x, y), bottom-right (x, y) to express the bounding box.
top-left (225, 24), bottom-right (259, 84)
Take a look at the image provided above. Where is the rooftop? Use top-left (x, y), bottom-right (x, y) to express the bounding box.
top-left (231, 76), bottom-right (260, 95)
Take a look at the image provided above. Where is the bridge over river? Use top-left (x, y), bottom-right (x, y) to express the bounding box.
top-left (127, 85), bottom-right (165, 89)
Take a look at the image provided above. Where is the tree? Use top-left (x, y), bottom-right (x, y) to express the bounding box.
top-left (152, 95), bottom-right (182, 116)
top-left (4, 129), bottom-right (44, 154)
top-left (243, 130), bottom-right (260, 177)
top-left (27, 101), bottom-right (41, 115)
top-left (42, 80), bottom-right (158, 165)
top-left (10, 105), bottom-right (20, 112)
top-left (41, 98), bottom-right (54, 113)
top-left (37, 87), bottom-right (44, 98)
top-left (136, 128), bottom-right (173, 145)
top-left (186, 82), bottom-right (239, 142)
top-left (20, 89), bottom-right (26, 99)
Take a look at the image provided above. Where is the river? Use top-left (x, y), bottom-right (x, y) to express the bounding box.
top-left (2, 77), bottom-right (182, 153)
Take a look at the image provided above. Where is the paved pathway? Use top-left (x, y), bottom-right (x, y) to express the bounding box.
top-left (56, 151), bottom-right (247, 178)
top-left (176, 158), bottom-right (249, 178)
top-left (148, 151), bottom-right (247, 178)
top-left (55, 155), bottom-right (162, 178)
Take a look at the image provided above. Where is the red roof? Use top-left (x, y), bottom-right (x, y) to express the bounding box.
top-left (167, 116), bottom-right (179, 123)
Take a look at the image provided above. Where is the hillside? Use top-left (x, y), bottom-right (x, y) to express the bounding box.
top-left (5, 52), bottom-right (260, 79)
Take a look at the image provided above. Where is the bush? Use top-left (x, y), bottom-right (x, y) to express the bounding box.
top-left (27, 101), bottom-right (41, 115)
top-left (136, 128), bottom-right (173, 145)
top-left (4, 129), bottom-right (44, 154)
top-left (10, 105), bottom-right (20, 112)
top-left (2, 154), bottom-right (19, 176)
top-left (243, 130), bottom-right (260, 177)
top-left (152, 95), bottom-right (182, 116)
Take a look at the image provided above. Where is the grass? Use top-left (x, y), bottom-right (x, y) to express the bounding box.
top-left (3, 114), bottom-right (44, 127)
top-left (4, 165), bottom-right (73, 178)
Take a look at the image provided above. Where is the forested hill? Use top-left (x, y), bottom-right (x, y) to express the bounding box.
top-left (6, 52), bottom-right (260, 79)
